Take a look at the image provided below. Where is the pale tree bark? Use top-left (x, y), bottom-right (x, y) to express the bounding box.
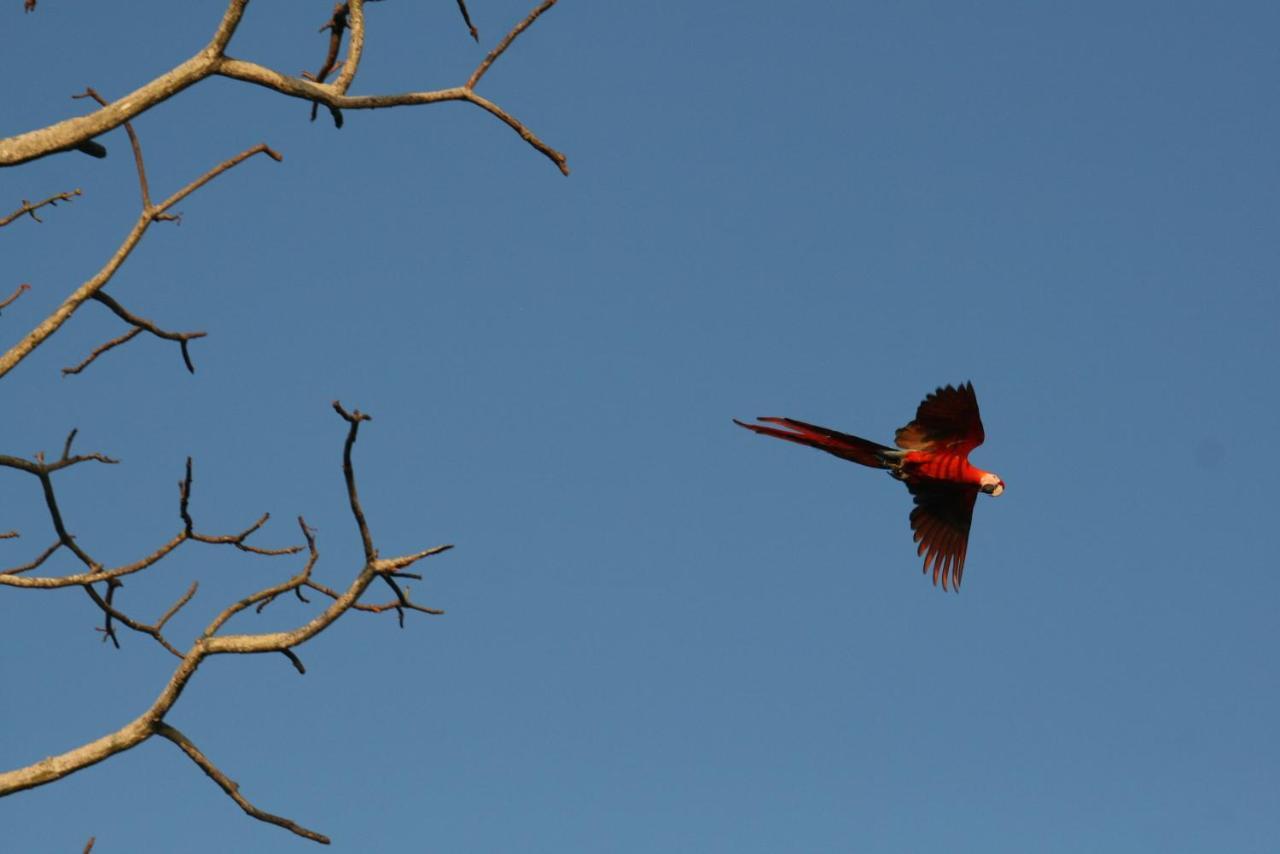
top-left (2, 0), bottom-right (568, 845)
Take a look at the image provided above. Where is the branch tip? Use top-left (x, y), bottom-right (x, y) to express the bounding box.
top-left (155, 723), bottom-right (331, 844)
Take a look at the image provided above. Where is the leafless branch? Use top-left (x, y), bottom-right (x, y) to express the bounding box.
top-left (1, 539), bottom-right (61, 575)
top-left (0, 0), bottom-right (567, 175)
top-left (331, 400), bottom-right (375, 562)
top-left (155, 723), bottom-right (330, 844)
top-left (2, 2), bottom-right (560, 843)
top-left (281, 647), bottom-right (306, 674)
top-left (0, 283), bottom-right (30, 313)
top-left (0, 449), bottom-right (295, 596)
top-left (157, 582), bottom-right (199, 632)
top-left (61, 428), bottom-right (79, 462)
top-left (61, 327), bottom-right (143, 376)
top-left (0, 2), bottom-right (566, 386)
top-left (0, 406), bottom-right (450, 847)
top-left (181, 459), bottom-right (303, 556)
top-left (307, 3), bottom-right (350, 123)
top-left (0, 190), bottom-right (81, 227)
top-left (73, 88), bottom-right (151, 207)
top-left (467, 0), bottom-right (558, 90)
top-left (63, 291), bottom-right (207, 376)
top-left (457, 0), bottom-right (479, 42)
top-left (0, 141), bottom-right (280, 381)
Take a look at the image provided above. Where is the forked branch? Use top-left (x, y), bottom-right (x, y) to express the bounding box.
top-left (0, 141), bottom-right (281, 381)
top-left (63, 291), bottom-right (207, 376)
top-left (0, 0), bottom-right (567, 174)
top-left (0, 406), bottom-right (451, 844)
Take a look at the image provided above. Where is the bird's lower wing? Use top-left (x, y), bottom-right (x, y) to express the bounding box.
top-left (907, 481), bottom-right (979, 591)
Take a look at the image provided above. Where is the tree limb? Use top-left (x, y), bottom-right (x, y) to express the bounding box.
top-left (0, 143), bottom-right (281, 381)
top-left (0, 406), bottom-right (450, 846)
top-left (62, 291), bottom-right (207, 376)
top-left (0, 0), bottom-right (567, 174)
top-left (155, 723), bottom-right (330, 845)
top-left (0, 190), bottom-right (80, 227)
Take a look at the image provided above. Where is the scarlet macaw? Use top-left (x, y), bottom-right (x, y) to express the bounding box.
top-left (735, 382), bottom-right (1003, 591)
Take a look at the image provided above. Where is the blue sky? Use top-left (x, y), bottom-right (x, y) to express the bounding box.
top-left (3, 2), bottom-right (1278, 851)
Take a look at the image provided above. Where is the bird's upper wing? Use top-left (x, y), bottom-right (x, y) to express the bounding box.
top-left (907, 480), bottom-right (978, 591)
top-left (894, 382), bottom-right (985, 454)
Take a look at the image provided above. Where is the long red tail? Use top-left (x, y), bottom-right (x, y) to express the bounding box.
top-left (734, 417), bottom-right (898, 469)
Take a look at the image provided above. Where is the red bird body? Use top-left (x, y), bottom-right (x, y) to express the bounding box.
top-left (735, 382), bottom-right (1003, 591)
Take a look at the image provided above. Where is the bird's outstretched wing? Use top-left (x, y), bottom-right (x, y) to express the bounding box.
top-left (894, 382), bottom-right (985, 454)
top-left (907, 480), bottom-right (978, 591)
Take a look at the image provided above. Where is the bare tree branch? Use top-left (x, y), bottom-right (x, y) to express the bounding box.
top-left (0, 283), bottom-right (30, 314)
top-left (0, 406), bottom-right (450, 846)
top-left (456, 0), bottom-right (479, 42)
top-left (0, 450), bottom-right (295, 593)
top-left (332, 400), bottom-right (375, 561)
top-left (73, 88), bottom-right (150, 207)
top-left (1, 539), bottom-right (61, 576)
top-left (0, 1), bottom-right (567, 174)
top-left (155, 723), bottom-right (331, 844)
top-left (0, 142), bottom-right (281, 381)
top-left (467, 0), bottom-right (558, 90)
top-left (63, 291), bottom-right (207, 376)
top-left (0, 190), bottom-right (80, 227)
top-left (3, 2), bottom-right (562, 843)
top-left (61, 327), bottom-right (143, 376)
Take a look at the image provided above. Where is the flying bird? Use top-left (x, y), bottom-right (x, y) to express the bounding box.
top-left (735, 382), bottom-right (1003, 591)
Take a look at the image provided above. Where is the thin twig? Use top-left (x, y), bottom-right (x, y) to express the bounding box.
top-left (74, 88), bottom-right (149, 207)
top-left (64, 290), bottom-right (207, 375)
top-left (456, 0), bottom-right (479, 42)
top-left (154, 144), bottom-right (283, 216)
top-left (467, 0), bottom-right (557, 90)
top-left (156, 582), bottom-right (199, 631)
top-left (332, 401), bottom-right (375, 561)
top-left (281, 648), bottom-right (306, 674)
top-left (0, 142), bottom-right (280, 380)
top-left (95, 580), bottom-right (123, 649)
top-left (191, 513), bottom-right (302, 556)
top-left (202, 517), bottom-right (319, 638)
top-left (0, 190), bottom-right (80, 227)
top-left (308, 3), bottom-right (349, 122)
top-left (61, 327), bottom-right (142, 376)
top-left (461, 89), bottom-right (568, 175)
top-left (155, 723), bottom-right (331, 845)
top-left (0, 539), bottom-right (61, 575)
top-left (61, 428), bottom-right (78, 461)
top-left (0, 283), bottom-right (30, 312)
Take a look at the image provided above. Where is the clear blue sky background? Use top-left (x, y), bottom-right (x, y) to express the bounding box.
top-left (3, 2), bottom-right (1278, 851)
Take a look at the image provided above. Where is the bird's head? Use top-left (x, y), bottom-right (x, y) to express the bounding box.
top-left (979, 473), bottom-right (1005, 497)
